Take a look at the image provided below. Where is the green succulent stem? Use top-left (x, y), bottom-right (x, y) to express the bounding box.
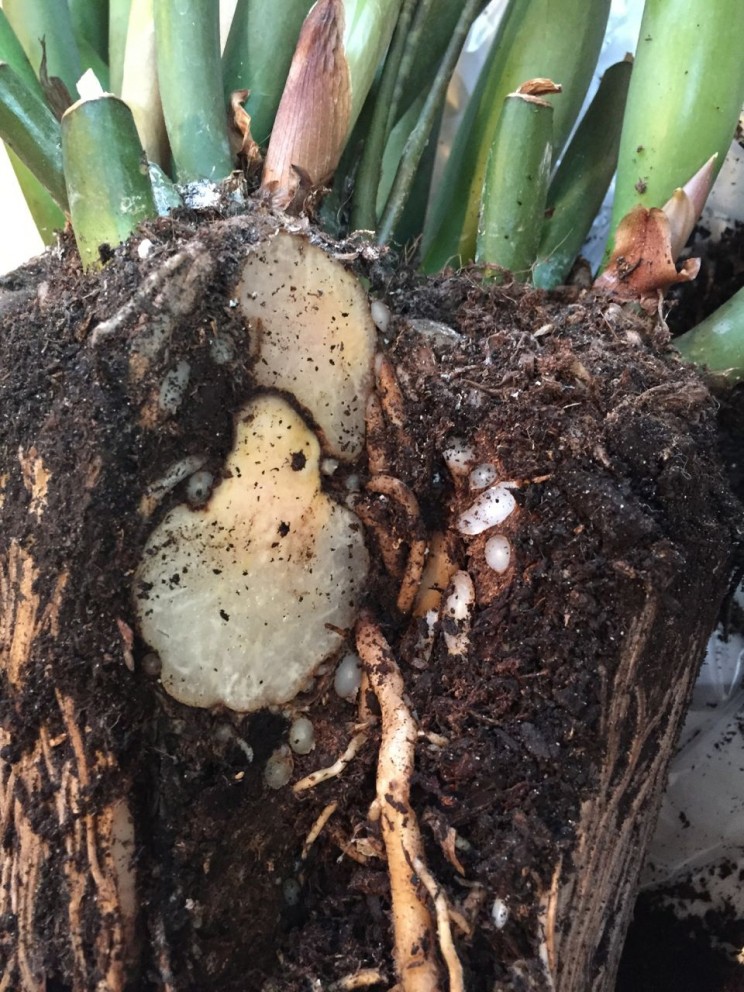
top-left (154, 0), bottom-right (234, 182)
top-left (61, 94), bottom-right (156, 268)
top-left (390, 0), bottom-right (474, 128)
top-left (222, 0), bottom-right (314, 147)
top-left (342, 0), bottom-right (403, 130)
top-left (674, 291), bottom-right (744, 384)
top-left (0, 11), bottom-right (65, 239)
top-left (350, 0), bottom-right (417, 232)
top-left (376, 0), bottom-right (483, 246)
top-left (476, 90), bottom-right (553, 278)
top-left (532, 58), bottom-right (632, 289)
top-left (0, 10), bottom-right (44, 94)
top-left (69, 0), bottom-right (109, 64)
top-left (109, 0), bottom-right (133, 95)
top-left (3, 0), bottom-right (82, 98)
top-left (5, 148), bottom-right (65, 243)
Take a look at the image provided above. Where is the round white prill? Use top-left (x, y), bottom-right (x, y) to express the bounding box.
top-left (370, 299), bottom-right (391, 333)
top-left (491, 898), bottom-right (509, 929)
top-left (289, 717), bottom-right (315, 755)
top-left (185, 470), bottom-right (214, 506)
top-left (457, 483), bottom-right (517, 536)
top-left (334, 652), bottom-right (362, 700)
top-left (264, 745), bottom-right (294, 790)
top-left (443, 437), bottom-right (475, 477)
top-left (444, 571), bottom-right (475, 622)
top-left (469, 462), bottom-right (498, 490)
top-left (484, 535), bottom-right (511, 574)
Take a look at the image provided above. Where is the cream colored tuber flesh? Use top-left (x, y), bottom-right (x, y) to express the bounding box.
top-left (237, 232), bottom-right (377, 461)
top-left (134, 395), bottom-right (369, 711)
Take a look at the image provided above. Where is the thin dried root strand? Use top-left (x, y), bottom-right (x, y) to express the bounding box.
top-left (293, 730), bottom-right (369, 793)
top-left (356, 613), bottom-right (442, 992)
top-left (413, 857), bottom-right (465, 992)
top-left (301, 801), bottom-right (338, 861)
top-left (328, 824), bottom-right (384, 865)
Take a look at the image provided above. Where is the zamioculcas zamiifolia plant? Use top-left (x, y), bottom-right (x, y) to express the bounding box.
top-left (1, 3), bottom-right (743, 992)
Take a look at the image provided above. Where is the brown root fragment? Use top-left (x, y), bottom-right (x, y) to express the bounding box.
top-left (356, 613), bottom-right (442, 992)
top-left (413, 531), bottom-right (459, 618)
top-left (374, 354), bottom-right (407, 430)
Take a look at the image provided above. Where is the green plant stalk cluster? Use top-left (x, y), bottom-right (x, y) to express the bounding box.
top-left (350, 0), bottom-right (485, 233)
top-left (222, 0), bottom-right (314, 147)
top-left (422, 0), bottom-right (611, 272)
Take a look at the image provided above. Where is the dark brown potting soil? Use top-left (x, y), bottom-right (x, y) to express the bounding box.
top-left (0, 205), bottom-right (741, 991)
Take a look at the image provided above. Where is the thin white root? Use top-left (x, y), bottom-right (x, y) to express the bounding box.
top-left (293, 731), bottom-right (369, 794)
top-left (413, 857), bottom-right (465, 992)
top-left (356, 613), bottom-right (442, 992)
top-left (301, 802), bottom-right (338, 861)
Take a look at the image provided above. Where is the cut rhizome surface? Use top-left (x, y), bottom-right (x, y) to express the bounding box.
top-left (0, 205), bottom-right (741, 992)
